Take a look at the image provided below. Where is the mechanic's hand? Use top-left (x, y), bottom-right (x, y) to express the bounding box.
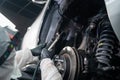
top-left (41, 48), bottom-right (54, 59)
top-left (31, 43), bottom-right (46, 56)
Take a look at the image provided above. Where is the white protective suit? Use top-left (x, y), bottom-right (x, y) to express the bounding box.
top-left (15, 48), bottom-right (62, 80)
top-left (15, 48), bottom-right (37, 70)
top-left (0, 27), bottom-right (21, 80)
top-left (0, 25), bottom-right (62, 80)
top-left (0, 45), bottom-right (62, 80)
top-left (40, 58), bottom-right (63, 80)
top-left (0, 49), bottom-right (22, 80)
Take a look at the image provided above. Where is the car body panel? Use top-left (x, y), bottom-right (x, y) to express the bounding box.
top-left (21, 0), bottom-right (51, 49)
top-left (105, 0), bottom-right (120, 41)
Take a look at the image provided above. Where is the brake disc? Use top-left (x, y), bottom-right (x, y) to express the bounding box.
top-left (54, 46), bottom-right (83, 80)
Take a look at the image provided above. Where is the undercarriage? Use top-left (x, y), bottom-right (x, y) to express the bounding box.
top-left (20, 0), bottom-right (120, 80)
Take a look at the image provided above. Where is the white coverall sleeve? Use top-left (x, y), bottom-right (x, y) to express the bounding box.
top-left (0, 49), bottom-right (21, 80)
top-left (15, 48), bottom-right (38, 69)
top-left (40, 58), bottom-right (63, 80)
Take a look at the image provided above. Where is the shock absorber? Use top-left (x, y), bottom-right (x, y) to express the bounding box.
top-left (95, 18), bottom-right (117, 70)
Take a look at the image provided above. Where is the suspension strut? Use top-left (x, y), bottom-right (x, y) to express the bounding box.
top-left (95, 18), bottom-right (117, 70)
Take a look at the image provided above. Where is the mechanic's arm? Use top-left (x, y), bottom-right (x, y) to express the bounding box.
top-left (15, 48), bottom-right (35, 69)
top-left (14, 44), bottom-right (45, 80)
top-left (15, 44), bottom-right (45, 69)
top-left (15, 44), bottom-right (62, 80)
top-left (40, 49), bottom-right (63, 80)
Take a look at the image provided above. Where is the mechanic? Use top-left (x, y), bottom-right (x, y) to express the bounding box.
top-left (16, 44), bottom-right (63, 80)
top-left (0, 26), bottom-right (62, 80)
top-left (0, 26), bottom-right (21, 80)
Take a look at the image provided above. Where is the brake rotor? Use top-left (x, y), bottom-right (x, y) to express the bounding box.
top-left (54, 46), bottom-right (82, 80)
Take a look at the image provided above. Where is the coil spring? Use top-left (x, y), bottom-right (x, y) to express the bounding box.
top-left (95, 20), bottom-right (116, 68)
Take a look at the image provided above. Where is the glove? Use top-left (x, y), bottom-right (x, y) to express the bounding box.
top-left (41, 48), bottom-right (54, 59)
top-left (31, 43), bottom-right (46, 56)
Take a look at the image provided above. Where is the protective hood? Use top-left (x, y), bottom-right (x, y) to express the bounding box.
top-left (0, 26), bottom-right (19, 66)
top-left (0, 27), bottom-right (11, 57)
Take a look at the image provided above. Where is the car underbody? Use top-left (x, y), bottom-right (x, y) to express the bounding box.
top-left (20, 0), bottom-right (120, 80)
